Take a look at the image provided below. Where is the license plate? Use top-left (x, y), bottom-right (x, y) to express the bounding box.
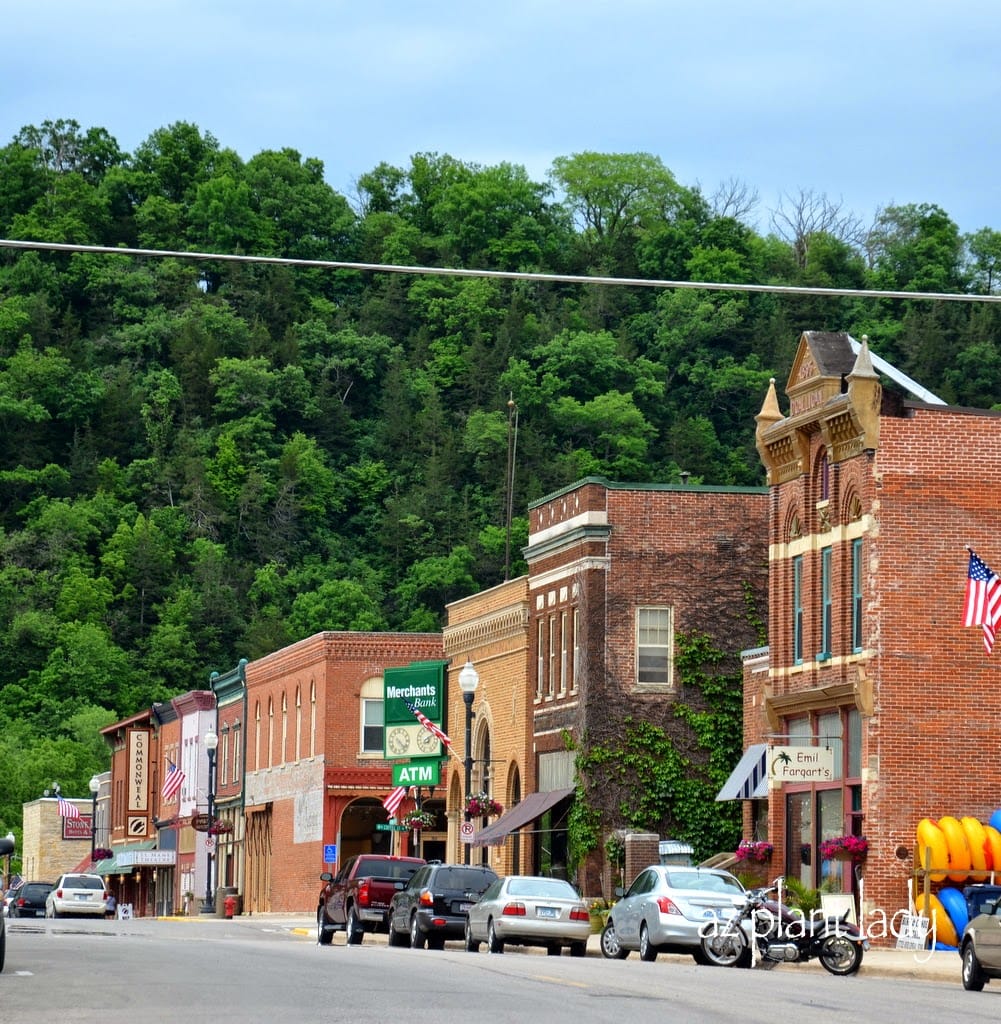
top-left (76, 894), bottom-right (91, 901)
top-left (459, 902), bottom-right (473, 913)
top-left (536, 906), bottom-right (557, 919)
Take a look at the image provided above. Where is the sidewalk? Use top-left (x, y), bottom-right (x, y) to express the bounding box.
top-left (228, 913), bottom-right (960, 983)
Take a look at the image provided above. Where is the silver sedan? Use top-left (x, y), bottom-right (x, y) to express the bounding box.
top-left (601, 865), bottom-right (745, 963)
top-left (465, 875), bottom-right (592, 957)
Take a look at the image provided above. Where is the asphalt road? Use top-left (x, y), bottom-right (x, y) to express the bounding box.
top-left (1, 915), bottom-right (982, 1024)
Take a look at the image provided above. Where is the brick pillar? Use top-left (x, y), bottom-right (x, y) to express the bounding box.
top-left (623, 832), bottom-right (660, 889)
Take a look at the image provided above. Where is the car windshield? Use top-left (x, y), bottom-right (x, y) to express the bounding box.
top-left (434, 868), bottom-right (495, 890)
top-left (62, 875), bottom-right (104, 890)
top-left (506, 877), bottom-right (577, 899)
top-left (664, 870), bottom-right (743, 895)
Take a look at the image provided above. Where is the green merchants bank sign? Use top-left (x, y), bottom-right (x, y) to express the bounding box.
top-left (383, 660), bottom-right (448, 760)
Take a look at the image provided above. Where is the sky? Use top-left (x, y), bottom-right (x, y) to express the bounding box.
top-left (4, 1), bottom-right (1000, 239)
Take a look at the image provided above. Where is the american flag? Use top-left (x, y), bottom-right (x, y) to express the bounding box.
top-left (383, 785), bottom-right (407, 817)
top-left (57, 795), bottom-right (81, 818)
top-left (965, 550), bottom-right (1001, 654)
top-left (402, 699), bottom-right (451, 748)
top-left (161, 761), bottom-right (185, 801)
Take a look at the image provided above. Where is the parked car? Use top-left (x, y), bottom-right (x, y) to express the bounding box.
top-left (2, 888), bottom-right (16, 917)
top-left (0, 835), bottom-right (13, 971)
top-left (8, 882), bottom-right (53, 919)
top-left (465, 875), bottom-right (591, 956)
top-left (45, 873), bottom-right (110, 919)
top-left (388, 863), bottom-right (498, 949)
top-left (600, 864), bottom-right (745, 963)
top-left (960, 888), bottom-right (1001, 990)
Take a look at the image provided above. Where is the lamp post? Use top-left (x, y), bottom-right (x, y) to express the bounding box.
top-left (89, 774), bottom-right (100, 862)
top-left (4, 832), bottom-right (13, 889)
top-left (458, 660), bottom-right (479, 864)
top-left (202, 729), bottom-right (218, 913)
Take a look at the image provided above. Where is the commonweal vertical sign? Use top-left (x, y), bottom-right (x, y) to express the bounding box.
top-left (769, 745), bottom-right (835, 783)
top-left (127, 728), bottom-right (150, 837)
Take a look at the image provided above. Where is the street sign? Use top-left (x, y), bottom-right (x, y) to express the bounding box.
top-left (376, 823), bottom-right (409, 832)
top-left (460, 821), bottom-right (475, 843)
top-left (324, 844), bottom-right (337, 863)
top-left (393, 759), bottom-right (442, 786)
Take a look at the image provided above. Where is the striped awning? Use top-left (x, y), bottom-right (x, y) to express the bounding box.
top-left (715, 744), bottom-right (769, 800)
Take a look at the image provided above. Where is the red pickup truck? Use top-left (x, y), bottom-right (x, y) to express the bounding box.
top-left (317, 855), bottom-right (425, 945)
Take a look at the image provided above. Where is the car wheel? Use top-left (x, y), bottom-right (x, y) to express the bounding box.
top-left (639, 923), bottom-right (657, 962)
top-left (464, 919), bottom-right (480, 953)
top-left (387, 922), bottom-right (406, 947)
top-left (317, 911), bottom-right (333, 946)
top-left (963, 941), bottom-right (987, 991)
top-left (570, 941), bottom-right (587, 958)
top-left (410, 913), bottom-right (426, 950)
top-left (487, 918), bottom-right (504, 954)
top-left (600, 921), bottom-right (629, 960)
top-left (345, 906), bottom-right (363, 945)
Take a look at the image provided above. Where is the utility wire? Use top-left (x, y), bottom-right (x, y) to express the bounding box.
top-left (1, 238), bottom-right (999, 304)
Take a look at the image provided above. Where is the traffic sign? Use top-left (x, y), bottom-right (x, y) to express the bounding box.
top-left (376, 823), bottom-right (409, 832)
top-left (460, 821), bottom-right (475, 843)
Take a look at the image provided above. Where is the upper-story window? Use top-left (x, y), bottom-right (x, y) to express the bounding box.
top-left (360, 677), bottom-right (384, 754)
top-left (851, 537), bottom-right (864, 653)
top-left (793, 555), bottom-right (804, 664)
top-left (636, 606), bottom-right (673, 688)
top-left (819, 546), bottom-right (832, 660)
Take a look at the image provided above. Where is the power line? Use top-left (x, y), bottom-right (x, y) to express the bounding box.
top-left (1, 238), bottom-right (999, 304)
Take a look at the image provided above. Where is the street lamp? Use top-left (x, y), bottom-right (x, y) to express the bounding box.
top-left (4, 832), bottom-right (13, 889)
top-left (89, 774), bottom-right (100, 862)
top-left (458, 660), bottom-right (479, 864)
top-left (202, 729), bottom-right (219, 913)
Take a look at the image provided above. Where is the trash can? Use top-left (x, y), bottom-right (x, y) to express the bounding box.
top-left (215, 886), bottom-right (239, 918)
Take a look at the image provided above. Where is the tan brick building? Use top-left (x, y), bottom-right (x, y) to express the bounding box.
top-left (744, 331), bottom-right (1001, 939)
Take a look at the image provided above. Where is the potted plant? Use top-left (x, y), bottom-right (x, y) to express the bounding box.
top-left (819, 835), bottom-right (868, 862)
top-left (734, 839), bottom-right (773, 864)
top-left (401, 810), bottom-right (436, 830)
top-left (465, 792), bottom-right (503, 817)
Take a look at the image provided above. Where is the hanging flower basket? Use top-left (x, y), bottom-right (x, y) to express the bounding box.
top-left (401, 810), bottom-right (435, 830)
top-left (207, 820), bottom-right (233, 835)
top-left (465, 792), bottom-right (503, 817)
top-left (91, 847), bottom-right (113, 862)
top-left (734, 840), bottom-right (773, 864)
top-left (819, 835), bottom-right (868, 861)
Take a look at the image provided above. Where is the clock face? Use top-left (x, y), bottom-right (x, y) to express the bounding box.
top-left (416, 729), bottom-right (440, 754)
top-left (387, 727), bottom-right (411, 755)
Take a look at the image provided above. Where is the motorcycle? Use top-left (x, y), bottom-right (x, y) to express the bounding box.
top-left (699, 878), bottom-right (867, 975)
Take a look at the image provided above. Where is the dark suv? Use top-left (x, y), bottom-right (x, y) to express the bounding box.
top-left (388, 863), bottom-right (498, 949)
top-left (9, 882), bottom-right (53, 919)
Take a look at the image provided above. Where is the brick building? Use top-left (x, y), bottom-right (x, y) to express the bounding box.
top-left (743, 331), bottom-right (1001, 935)
top-left (456, 477), bottom-right (769, 893)
top-left (241, 631), bottom-right (442, 913)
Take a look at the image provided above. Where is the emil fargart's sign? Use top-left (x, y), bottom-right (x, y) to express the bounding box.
top-left (769, 745), bottom-right (835, 783)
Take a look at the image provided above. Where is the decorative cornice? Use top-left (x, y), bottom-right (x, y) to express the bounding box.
top-left (443, 604), bottom-right (530, 656)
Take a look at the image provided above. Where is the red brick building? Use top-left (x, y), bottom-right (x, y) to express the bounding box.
top-left (458, 477), bottom-right (769, 892)
top-left (241, 631), bottom-right (442, 913)
top-left (745, 331), bottom-right (1001, 937)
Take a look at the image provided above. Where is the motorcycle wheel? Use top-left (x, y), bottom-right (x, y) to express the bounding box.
top-left (700, 927), bottom-right (749, 968)
top-left (818, 934), bottom-right (863, 976)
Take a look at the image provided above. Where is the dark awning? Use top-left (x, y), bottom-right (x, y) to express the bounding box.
top-left (715, 744), bottom-right (769, 800)
top-left (470, 786), bottom-right (575, 847)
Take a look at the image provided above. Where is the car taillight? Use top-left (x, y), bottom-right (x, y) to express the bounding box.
top-left (56, 889), bottom-right (64, 899)
top-left (15, 898), bottom-right (25, 907)
top-left (418, 889), bottom-right (434, 908)
top-left (655, 896), bottom-right (681, 916)
top-left (502, 902), bottom-right (526, 917)
top-left (569, 907), bottom-right (590, 922)
top-left (103, 891), bottom-right (110, 900)
top-left (357, 879), bottom-right (370, 907)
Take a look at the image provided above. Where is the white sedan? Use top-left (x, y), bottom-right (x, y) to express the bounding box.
top-left (464, 875), bottom-right (591, 956)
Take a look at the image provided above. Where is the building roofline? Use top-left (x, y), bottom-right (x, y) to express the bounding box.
top-left (528, 475), bottom-right (766, 510)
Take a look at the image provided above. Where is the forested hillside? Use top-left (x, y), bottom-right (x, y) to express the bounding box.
top-left (1, 118), bottom-right (999, 834)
